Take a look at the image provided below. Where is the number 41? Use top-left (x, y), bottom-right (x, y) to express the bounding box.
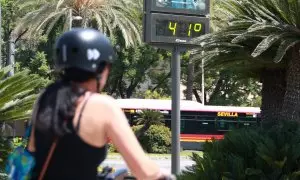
top-left (168, 22), bottom-right (202, 36)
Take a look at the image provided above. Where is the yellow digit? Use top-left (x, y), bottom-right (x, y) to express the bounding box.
top-left (194, 23), bottom-right (202, 32)
top-left (188, 24), bottom-right (192, 37)
top-left (168, 22), bottom-right (177, 36)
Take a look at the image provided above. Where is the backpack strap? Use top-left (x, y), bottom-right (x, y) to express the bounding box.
top-left (38, 138), bottom-right (58, 180)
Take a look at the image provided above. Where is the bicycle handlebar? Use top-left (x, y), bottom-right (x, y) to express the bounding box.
top-left (97, 166), bottom-right (176, 180)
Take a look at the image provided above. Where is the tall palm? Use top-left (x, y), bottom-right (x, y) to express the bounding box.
top-left (14, 0), bottom-right (142, 47)
top-left (193, 0), bottom-right (300, 125)
top-left (0, 66), bottom-right (43, 131)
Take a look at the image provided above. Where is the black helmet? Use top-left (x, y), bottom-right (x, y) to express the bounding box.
top-left (54, 28), bottom-right (115, 73)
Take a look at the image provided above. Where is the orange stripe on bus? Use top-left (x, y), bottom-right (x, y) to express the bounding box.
top-left (180, 139), bottom-right (213, 142)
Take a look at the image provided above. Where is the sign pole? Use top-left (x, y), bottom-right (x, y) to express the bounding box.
top-left (171, 46), bottom-right (181, 174)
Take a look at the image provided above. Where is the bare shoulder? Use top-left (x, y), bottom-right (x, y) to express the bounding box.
top-left (88, 94), bottom-right (126, 124)
top-left (89, 93), bottom-right (120, 109)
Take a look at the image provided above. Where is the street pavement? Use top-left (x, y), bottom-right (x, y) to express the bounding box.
top-left (101, 157), bottom-right (195, 173)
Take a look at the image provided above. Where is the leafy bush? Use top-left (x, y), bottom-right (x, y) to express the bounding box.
top-left (0, 170), bottom-right (8, 180)
top-left (139, 125), bottom-right (171, 154)
top-left (0, 136), bottom-right (28, 174)
top-left (178, 121), bottom-right (300, 180)
top-left (108, 125), bottom-right (171, 154)
top-left (0, 137), bottom-right (12, 172)
top-left (108, 143), bottom-right (118, 153)
top-left (106, 125), bottom-right (144, 154)
top-left (132, 125), bottom-right (143, 135)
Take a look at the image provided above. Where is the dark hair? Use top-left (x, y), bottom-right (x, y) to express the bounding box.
top-left (34, 63), bottom-right (109, 137)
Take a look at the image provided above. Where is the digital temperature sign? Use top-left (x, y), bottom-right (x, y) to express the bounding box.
top-left (156, 20), bottom-right (205, 38)
top-left (144, 13), bottom-right (209, 45)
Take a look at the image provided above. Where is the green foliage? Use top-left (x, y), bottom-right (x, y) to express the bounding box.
top-left (105, 43), bottom-right (171, 98)
top-left (28, 51), bottom-right (51, 78)
top-left (0, 66), bottom-right (44, 122)
top-left (135, 90), bottom-right (171, 100)
top-left (0, 137), bottom-right (11, 172)
top-left (15, 0), bottom-right (142, 47)
top-left (205, 71), bottom-right (262, 106)
top-left (182, 60), bottom-right (262, 106)
top-left (132, 124), bottom-right (171, 154)
top-left (0, 171), bottom-right (8, 180)
top-left (0, 137), bottom-right (27, 176)
top-left (179, 121), bottom-right (300, 180)
top-left (193, 0), bottom-right (298, 74)
top-left (133, 110), bottom-right (165, 141)
top-left (136, 110), bottom-right (165, 127)
top-left (139, 125), bottom-right (171, 154)
top-left (132, 125), bottom-right (143, 135)
top-left (0, 136), bottom-right (27, 169)
top-left (107, 143), bottom-right (118, 153)
top-left (1, 0), bottom-right (19, 67)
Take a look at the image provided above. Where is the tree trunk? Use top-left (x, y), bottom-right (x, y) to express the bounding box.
top-left (134, 124), bottom-right (150, 139)
top-left (281, 45), bottom-right (300, 122)
top-left (260, 69), bottom-right (286, 127)
top-left (186, 57), bottom-right (194, 100)
top-left (193, 89), bottom-right (201, 103)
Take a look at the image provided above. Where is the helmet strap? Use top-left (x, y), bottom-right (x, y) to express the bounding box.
top-left (96, 74), bottom-right (101, 93)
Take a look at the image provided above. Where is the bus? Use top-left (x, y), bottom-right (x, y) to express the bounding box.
top-left (116, 99), bottom-right (261, 150)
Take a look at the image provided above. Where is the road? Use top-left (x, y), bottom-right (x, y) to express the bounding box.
top-left (101, 157), bottom-right (194, 172)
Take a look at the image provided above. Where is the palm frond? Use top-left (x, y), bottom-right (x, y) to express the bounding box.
top-left (192, 0), bottom-right (300, 72)
top-left (14, 0), bottom-right (142, 47)
top-left (0, 67), bottom-right (42, 122)
top-left (274, 38), bottom-right (300, 63)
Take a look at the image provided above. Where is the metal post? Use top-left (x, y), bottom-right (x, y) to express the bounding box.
top-left (201, 57), bottom-right (205, 105)
top-left (69, 9), bottom-right (72, 30)
top-left (171, 46), bottom-right (180, 174)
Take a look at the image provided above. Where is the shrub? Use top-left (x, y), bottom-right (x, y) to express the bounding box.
top-left (107, 143), bottom-right (118, 153)
top-left (0, 170), bottom-right (8, 180)
top-left (0, 137), bottom-right (12, 172)
top-left (132, 125), bottom-right (143, 135)
top-left (140, 125), bottom-right (171, 154)
top-left (178, 121), bottom-right (300, 180)
top-left (106, 125), bottom-right (143, 154)
top-left (0, 137), bottom-right (28, 174)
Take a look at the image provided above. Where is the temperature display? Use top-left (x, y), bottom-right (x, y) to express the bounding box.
top-left (143, 13), bottom-right (209, 45)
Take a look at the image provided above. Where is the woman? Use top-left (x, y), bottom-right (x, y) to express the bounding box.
top-left (27, 28), bottom-right (174, 180)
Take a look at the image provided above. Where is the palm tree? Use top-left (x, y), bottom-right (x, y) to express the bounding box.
top-left (134, 109), bottom-right (165, 138)
top-left (193, 0), bottom-right (300, 125)
top-left (0, 66), bottom-right (43, 135)
top-left (13, 0), bottom-right (142, 47)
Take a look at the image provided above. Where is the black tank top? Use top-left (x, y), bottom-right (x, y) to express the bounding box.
top-left (31, 94), bottom-right (107, 180)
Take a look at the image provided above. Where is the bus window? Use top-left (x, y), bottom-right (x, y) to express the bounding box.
top-left (183, 117), bottom-right (216, 134)
top-left (164, 115), bottom-right (171, 130)
top-left (181, 115), bottom-right (197, 120)
top-left (239, 117), bottom-right (258, 128)
top-left (217, 117), bottom-right (238, 132)
top-left (181, 115), bottom-right (197, 132)
top-left (181, 120), bottom-right (185, 132)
